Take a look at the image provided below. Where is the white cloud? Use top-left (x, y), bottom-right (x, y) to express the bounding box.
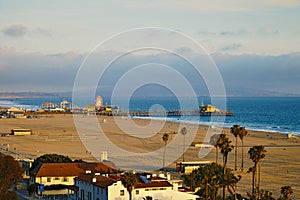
top-left (2, 24), bottom-right (27, 37)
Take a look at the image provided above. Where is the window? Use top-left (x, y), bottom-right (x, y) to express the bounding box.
top-left (47, 177), bottom-right (51, 182)
top-left (120, 190), bottom-right (124, 196)
top-left (54, 177), bottom-right (59, 180)
top-left (80, 189), bottom-right (85, 199)
top-left (88, 192), bottom-right (92, 200)
top-left (63, 177), bottom-right (68, 182)
top-left (136, 190), bottom-right (139, 195)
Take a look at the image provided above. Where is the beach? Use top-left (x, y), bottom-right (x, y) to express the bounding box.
top-left (0, 114), bottom-right (299, 197)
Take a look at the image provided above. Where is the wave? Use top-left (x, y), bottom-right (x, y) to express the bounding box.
top-left (133, 116), bottom-right (300, 136)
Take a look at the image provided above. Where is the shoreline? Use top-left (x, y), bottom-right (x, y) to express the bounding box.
top-left (133, 115), bottom-right (300, 136)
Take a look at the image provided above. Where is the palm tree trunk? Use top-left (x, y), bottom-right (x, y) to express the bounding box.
top-left (252, 163), bottom-right (257, 198)
top-left (223, 155), bottom-right (227, 200)
top-left (163, 144), bottom-right (166, 172)
top-left (216, 146), bottom-right (218, 164)
top-left (183, 135), bottom-right (185, 161)
top-left (241, 139), bottom-right (244, 171)
top-left (205, 179), bottom-right (209, 200)
top-left (257, 162), bottom-right (261, 200)
top-left (129, 192), bottom-right (132, 200)
top-left (235, 137), bottom-right (237, 170)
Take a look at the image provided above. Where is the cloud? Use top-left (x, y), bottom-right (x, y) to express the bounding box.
top-left (174, 47), bottom-right (192, 54)
top-left (198, 29), bottom-right (248, 36)
top-left (221, 43), bottom-right (243, 51)
top-left (257, 27), bottom-right (279, 36)
top-left (2, 24), bottom-right (27, 37)
top-left (34, 27), bottom-right (53, 37)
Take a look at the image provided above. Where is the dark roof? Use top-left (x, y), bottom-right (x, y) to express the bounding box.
top-left (33, 162), bottom-right (118, 177)
top-left (35, 163), bottom-right (83, 177)
top-left (135, 181), bottom-right (172, 189)
top-left (75, 174), bottom-right (117, 188)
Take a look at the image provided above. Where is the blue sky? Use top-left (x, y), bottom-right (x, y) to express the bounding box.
top-left (0, 0), bottom-right (300, 95)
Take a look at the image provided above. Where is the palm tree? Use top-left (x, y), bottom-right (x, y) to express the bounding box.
top-left (280, 185), bottom-right (293, 200)
top-left (238, 126), bottom-right (248, 171)
top-left (222, 168), bottom-right (241, 199)
top-left (180, 127), bottom-right (187, 161)
top-left (162, 133), bottom-right (169, 172)
top-left (210, 133), bottom-right (221, 164)
top-left (248, 145), bottom-right (266, 200)
top-left (190, 163), bottom-right (223, 199)
top-left (230, 124), bottom-right (240, 171)
top-left (218, 134), bottom-right (233, 200)
top-left (121, 171), bottom-right (137, 200)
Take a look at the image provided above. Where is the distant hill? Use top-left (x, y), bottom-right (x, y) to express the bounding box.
top-left (0, 92), bottom-right (71, 99)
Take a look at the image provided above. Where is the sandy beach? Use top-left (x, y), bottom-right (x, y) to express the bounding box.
top-left (0, 114), bottom-right (299, 197)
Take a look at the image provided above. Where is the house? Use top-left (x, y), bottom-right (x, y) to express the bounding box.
top-left (30, 162), bottom-right (118, 195)
top-left (176, 160), bottom-right (212, 174)
top-left (11, 128), bottom-right (32, 136)
top-left (7, 107), bottom-right (26, 118)
top-left (75, 172), bottom-right (200, 200)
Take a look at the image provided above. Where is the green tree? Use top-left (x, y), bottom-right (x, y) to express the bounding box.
top-left (0, 155), bottom-right (23, 198)
top-left (221, 168), bottom-right (241, 199)
top-left (278, 185), bottom-right (293, 200)
top-left (230, 124), bottom-right (240, 171)
top-left (260, 189), bottom-right (275, 200)
top-left (143, 196), bottom-right (153, 200)
top-left (180, 127), bottom-right (187, 161)
top-left (218, 133), bottom-right (233, 200)
top-left (121, 171), bottom-right (137, 200)
top-left (192, 163), bottom-right (223, 199)
top-left (238, 127), bottom-right (248, 171)
top-left (248, 145), bottom-right (266, 200)
top-left (162, 133), bottom-right (169, 172)
top-left (30, 153), bottom-right (72, 171)
top-left (210, 133), bottom-right (222, 164)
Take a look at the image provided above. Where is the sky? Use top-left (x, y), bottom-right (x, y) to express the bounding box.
top-left (0, 0), bottom-right (300, 95)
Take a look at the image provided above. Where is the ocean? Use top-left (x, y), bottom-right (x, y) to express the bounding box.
top-left (1, 96), bottom-right (299, 135)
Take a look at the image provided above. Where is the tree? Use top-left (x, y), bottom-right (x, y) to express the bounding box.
top-left (180, 127), bottom-right (187, 161)
top-left (218, 133), bottom-right (233, 200)
top-left (222, 168), bottom-right (242, 199)
top-left (186, 163), bottom-right (240, 200)
top-left (230, 124), bottom-right (240, 171)
top-left (248, 145), bottom-right (266, 200)
top-left (121, 171), bottom-right (137, 200)
top-left (143, 196), bottom-right (153, 200)
top-left (279, 185), bottom-right (293, 200)
top-left (0, 155), bottom-right (23, 198)
top-left (210, 133), bottom-right (221, 164)
top-left (191, 163), bottom-right (223, 199)
top-left (259, 189), bottom-right (275, 200)
top-left (162, 133), bottom-right (169, 172)
top-left (30, 154), bottom-right (72, 171)
top-left (238, 127), bottom-right (248, 171)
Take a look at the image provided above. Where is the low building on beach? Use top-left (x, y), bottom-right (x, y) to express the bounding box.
top-left (11, 128), bottom-right (32, 136)
top-left (176, 160), bottom-right (212, 174)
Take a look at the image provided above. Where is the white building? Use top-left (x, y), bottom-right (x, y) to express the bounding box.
top-left (75, 173), bottom-right (200, 200)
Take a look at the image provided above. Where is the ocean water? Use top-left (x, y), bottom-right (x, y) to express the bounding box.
top-left (1, 96), bottom-right (299, 135)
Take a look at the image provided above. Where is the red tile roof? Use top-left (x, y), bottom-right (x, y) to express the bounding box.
top-left (135, 181), bottom-right (172, 189)
top-left (35, 163), bottom-right (83, 177)
top-left (75, 174), bottom-right (117, 188)
top-left (33, 162), bottom-right (118, 177)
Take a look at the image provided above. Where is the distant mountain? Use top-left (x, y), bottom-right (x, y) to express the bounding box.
top-left (224, 87), bottom-right (300, 97)
top-left (0, 87), bottom-right (298, 100)
top-left (0, 92), bottom-right (71, 99)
